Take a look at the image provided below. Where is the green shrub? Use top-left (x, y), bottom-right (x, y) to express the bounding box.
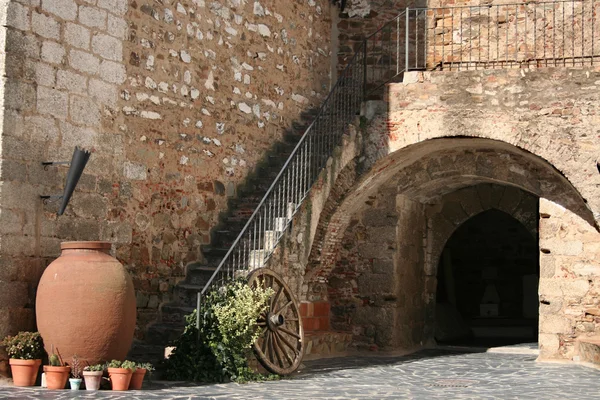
top-left (121, 360), bottom-right (136, 371)
top-left (0, 332), bottom-right (44, 360)
top-left (164, 279), bottom-right (274, 383)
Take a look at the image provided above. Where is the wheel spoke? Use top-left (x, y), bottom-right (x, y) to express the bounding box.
top-left (279, 326), bottom-right (301, 340)
top-left (275, 300), bottom-right (293, 315)
top-left (271, 285), bottom-right (284, 311)
top-left (276, 330), bottom-right (299, 355)
top-left (261, 329), bottom-right (269, 354)
top-left (257, 321), bottom-right (266, 326)
top-left (272, 332), bottom-right (285, 368)
top-left (267, 331), bottom-right (276, 364)
top-left (273, 331), bottom-right (293, 366)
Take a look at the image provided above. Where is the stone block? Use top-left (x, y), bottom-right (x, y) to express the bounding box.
top-left (34, 62), bottom-right (56, 86)
top-left (32, 11), bottom-right (60, 40)
top-left (97, 0), bottom-right (128, 15)
top-left (123, 161), bottom-right (147, 180)
top-left (59, 121), bottom-right (98, 151)
top-left (25, 115), bottom-right (60, 142)
top-left (0, 235), bottom-right (37, 256)
top-left (57, 70), bottom-right (87, 94)
top-left (357, 273), bottom-right (394, 294)
top-left (69, 49), bottom-right (99, 75)
top-left (65, 22), bottom-right (90, 50)
top-left (0, 209), bottom-right (24, 235)
top-left (4, 79), bottom-right (36, 111)
top-left (0, 160), bottom-right (27, 182)
top-left (79, 6), bottom-right (107, 29)
top-left (42, 0), bottom-right (77, 21)
top-left (56, 218), bottom-right (101, 241)
top-left (7, 1), bottom-right (30, 31)
top-left (99, 60), bottom-right (126, 84)
top-left (41, 40), bottom-right (65, 64)
top-left (69, 94), bottom-right (100, 126)
top-left (538, 333), bottom-right (560, 358)
top-left (540, 315), bottom-right (572, 334)
top-left (91, 33), bottom-right (122, 61)
top-left (88, 78), bottom-right (117, 106)
top-left (37, 86), bottom-right (68, 119)
top-left (107, 14), bottom-right (128, 39)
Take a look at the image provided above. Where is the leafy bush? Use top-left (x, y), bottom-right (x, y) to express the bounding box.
top-left (164, 279), bottom-right (273, 383)
top-left (0, 332), bottom-right (44, 360)
top-left (136, 362), bottom-right (154, 372)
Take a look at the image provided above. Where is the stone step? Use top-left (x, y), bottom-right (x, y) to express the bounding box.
top-left (143, 323), bottom-right (185, 346)
top-left (158, 304), bottom-right (195, 327)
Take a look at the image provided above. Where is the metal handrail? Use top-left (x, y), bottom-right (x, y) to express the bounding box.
top-left (197, 0), bottom-right (600, 315)
top-left (197, 45), bottom-right (367, 316)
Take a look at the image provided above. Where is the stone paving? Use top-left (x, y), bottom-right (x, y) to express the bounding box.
top-left (0, 346), bottom-right (599, 399)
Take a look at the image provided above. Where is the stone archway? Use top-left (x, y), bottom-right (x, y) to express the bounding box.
top-left (434, 204), bottom-right (540, 346)
top-left (304, 137), bottom-right (599, 359)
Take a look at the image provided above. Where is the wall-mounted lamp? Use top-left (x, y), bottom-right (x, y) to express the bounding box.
top-left (41, 146), bottom-right (92, 216)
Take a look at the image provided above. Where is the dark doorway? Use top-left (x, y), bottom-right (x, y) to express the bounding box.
top-left (435, 209), bottom-right (539, 347)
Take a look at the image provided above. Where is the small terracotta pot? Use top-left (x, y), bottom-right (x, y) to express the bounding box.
top-left (43, 365), bottom-right (71, 389)
top-left (128, 368), bottom-right (146, 390)
top-left (9, 359), bottom-right (41, 387)
top-left (82, 370), bottom-right (103, 391)
top-left (107, 367), bottom-right (132, 391)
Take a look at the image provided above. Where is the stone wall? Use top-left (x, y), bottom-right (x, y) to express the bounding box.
top-left (0, 0), bottom-right (335, 366)
top-left (539, 199), bottom-right (600, 360)
top-left (118, 0), bottom-right (334, 337)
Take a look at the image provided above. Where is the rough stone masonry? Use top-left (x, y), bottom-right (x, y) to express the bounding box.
top-left (0, 0), bottom-right (335, 374)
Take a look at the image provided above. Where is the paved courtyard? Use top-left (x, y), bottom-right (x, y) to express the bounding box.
top-left (1, 346), bottom-right (599, 399)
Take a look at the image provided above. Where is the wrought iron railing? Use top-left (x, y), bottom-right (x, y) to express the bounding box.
top-left (197, 46), bottom-right (367, 311)
top-left (198, 0), bottom-right (600, 312)
top-left (427, 0), bottom-right (600, 70)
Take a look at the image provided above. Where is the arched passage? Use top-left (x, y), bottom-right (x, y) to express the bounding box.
top-left (435, 208), bottom-right (539, 346)
top-left (304, 137), bottom-right (599, 358)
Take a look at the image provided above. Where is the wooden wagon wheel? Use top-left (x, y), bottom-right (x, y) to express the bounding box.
top-left (247, 268), bottom-right (305, 375)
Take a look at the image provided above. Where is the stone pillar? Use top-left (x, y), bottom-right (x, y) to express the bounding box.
top-left (538, 199), bottom-right (600, 360)
top-left (393, 195), bottom-right (429, 348)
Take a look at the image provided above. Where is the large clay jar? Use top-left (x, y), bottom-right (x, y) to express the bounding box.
top-left (36, 242), bottom-right (136, 365)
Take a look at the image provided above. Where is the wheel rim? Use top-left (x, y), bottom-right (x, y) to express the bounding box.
top-left (248, 268), bottom-right (305, 375)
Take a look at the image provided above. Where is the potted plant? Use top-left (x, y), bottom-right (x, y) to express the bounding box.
top-left (129, 362), bottom-right (154, 390)
top-left (82, 363), bottom-right (104, 391)
top-left (44, 352), bottom-right (70, 389)
top-left (107, 359), bottom-right (136, 391)
top-left (0, 331), bottom-right (44, 386)
top-left (68, 355), bottom-right (83, 390)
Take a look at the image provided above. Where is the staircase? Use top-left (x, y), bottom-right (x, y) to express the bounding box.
top-left (136, 9), bottom-right (413, 359)
top-left (140, 109), bottom-right (322, 350)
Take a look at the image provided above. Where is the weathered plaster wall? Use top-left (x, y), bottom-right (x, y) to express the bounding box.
top-left (0, 0), bottom-right (335, 364)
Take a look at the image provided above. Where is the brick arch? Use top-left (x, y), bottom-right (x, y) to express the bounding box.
top-left (305, 137), bottom-right (594, 286)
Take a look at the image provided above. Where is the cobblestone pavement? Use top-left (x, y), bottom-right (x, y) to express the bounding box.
top-left (1, 346), bottom-right (599, 399)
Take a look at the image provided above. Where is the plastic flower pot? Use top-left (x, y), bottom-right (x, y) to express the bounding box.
top-left (43, 365), bottom-right (71, 389)
top-left (9, 359), bottom-right (41, 387)
top-left (107, 367), bottom-right (133, 391)
top-left (69, 378), bottom-right (82, 390)
top-left (82, 370), bottom-right (103, 391)
top-left (128, 368), bottom-right (147, 390)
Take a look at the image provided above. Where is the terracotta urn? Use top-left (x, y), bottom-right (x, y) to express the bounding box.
top-left (9, 359), bottom-right (41, 386)
top-left (36, 242), bottom-right (136, 365)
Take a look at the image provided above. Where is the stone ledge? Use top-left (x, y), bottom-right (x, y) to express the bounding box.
top-left (304, 331), bottom-right (353, 359)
